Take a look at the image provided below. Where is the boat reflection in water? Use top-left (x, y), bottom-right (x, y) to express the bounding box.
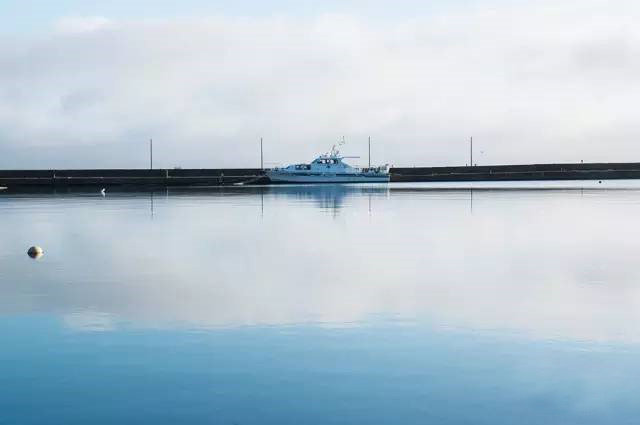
top-left (263, 183), bottom-right (389, 211)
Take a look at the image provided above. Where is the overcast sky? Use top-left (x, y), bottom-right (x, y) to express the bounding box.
top-left (1, 0), bottom-right (640, 168)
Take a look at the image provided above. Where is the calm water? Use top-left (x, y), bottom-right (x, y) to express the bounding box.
top-left (2, 182), bottom-right (640, 424)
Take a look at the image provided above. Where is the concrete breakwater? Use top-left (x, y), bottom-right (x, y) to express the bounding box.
top-left (2, 162), bottom-right (640, 188)
top-left (391, 162), bottom-right (640, 182)
top-left (0, 168), bottom-right (269, 187)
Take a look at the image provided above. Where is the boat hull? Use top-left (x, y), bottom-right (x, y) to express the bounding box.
top-left (266, 171), bottom-right (389, 184)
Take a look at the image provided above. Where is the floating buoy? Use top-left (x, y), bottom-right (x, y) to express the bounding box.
top-left (27, 246), bottom-right (44, 259)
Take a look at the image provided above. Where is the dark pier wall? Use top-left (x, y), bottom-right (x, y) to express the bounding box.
top-left (2, 162), bottom-right (640, 187)
top-left (0, 168), bottom-right (268, 187)
top-left (391, 162), bottom-right (640, 182)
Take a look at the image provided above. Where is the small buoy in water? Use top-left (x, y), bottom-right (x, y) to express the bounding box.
top-left (27, 246), bottom-right (44, 259)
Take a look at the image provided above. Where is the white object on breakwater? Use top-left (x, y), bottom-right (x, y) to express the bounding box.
top-left (100, 188), bottom-right (106, 196)
top-left (0, 187), bottom-right (7, 190)
top-left (27, 246), bottom-right (44, 259)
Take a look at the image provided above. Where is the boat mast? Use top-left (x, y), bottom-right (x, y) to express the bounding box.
top-left (368, 136), bottom-right (371, 169)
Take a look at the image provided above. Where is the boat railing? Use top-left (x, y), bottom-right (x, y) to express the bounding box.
top-left (360, 166), bottom-right (389, 174)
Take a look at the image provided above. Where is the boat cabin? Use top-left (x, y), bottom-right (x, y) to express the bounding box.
top-left (314, 158), bottom-right (340, 165)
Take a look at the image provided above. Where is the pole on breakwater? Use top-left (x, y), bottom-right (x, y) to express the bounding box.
top-left (470, 137), bottom-right (473, 167)
top-left (150, 138), bottom-right (153, 170)
top-left (260, 137), bottom-right (264, 170)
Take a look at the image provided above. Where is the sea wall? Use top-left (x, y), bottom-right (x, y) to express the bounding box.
top-left (391, 162), bottom-right (640, 182)
top-left (2, 162), bottom-right (640, 187)
top-left (0, 169), bottom-right (267, 187)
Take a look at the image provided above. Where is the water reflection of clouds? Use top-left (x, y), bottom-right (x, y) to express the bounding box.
top-left (63, 310), bottom-right (116, 332)
top-left (2, 187), bottom-right (640, 341)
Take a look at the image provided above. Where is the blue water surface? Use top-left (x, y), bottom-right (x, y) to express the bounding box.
top-left (2, 183), bottom-right (640, 424)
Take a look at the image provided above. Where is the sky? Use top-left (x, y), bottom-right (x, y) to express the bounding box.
top-left (1, 0), bottom-right (640, 169)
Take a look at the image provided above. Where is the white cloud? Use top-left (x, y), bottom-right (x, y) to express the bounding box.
top-left (53, 16), bottom-right (115, 34)
top-left (1, 1), bottom-right (640, 168)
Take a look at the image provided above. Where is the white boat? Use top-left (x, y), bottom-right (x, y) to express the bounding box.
top-left (266, 145), bottom-right (389, 184)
